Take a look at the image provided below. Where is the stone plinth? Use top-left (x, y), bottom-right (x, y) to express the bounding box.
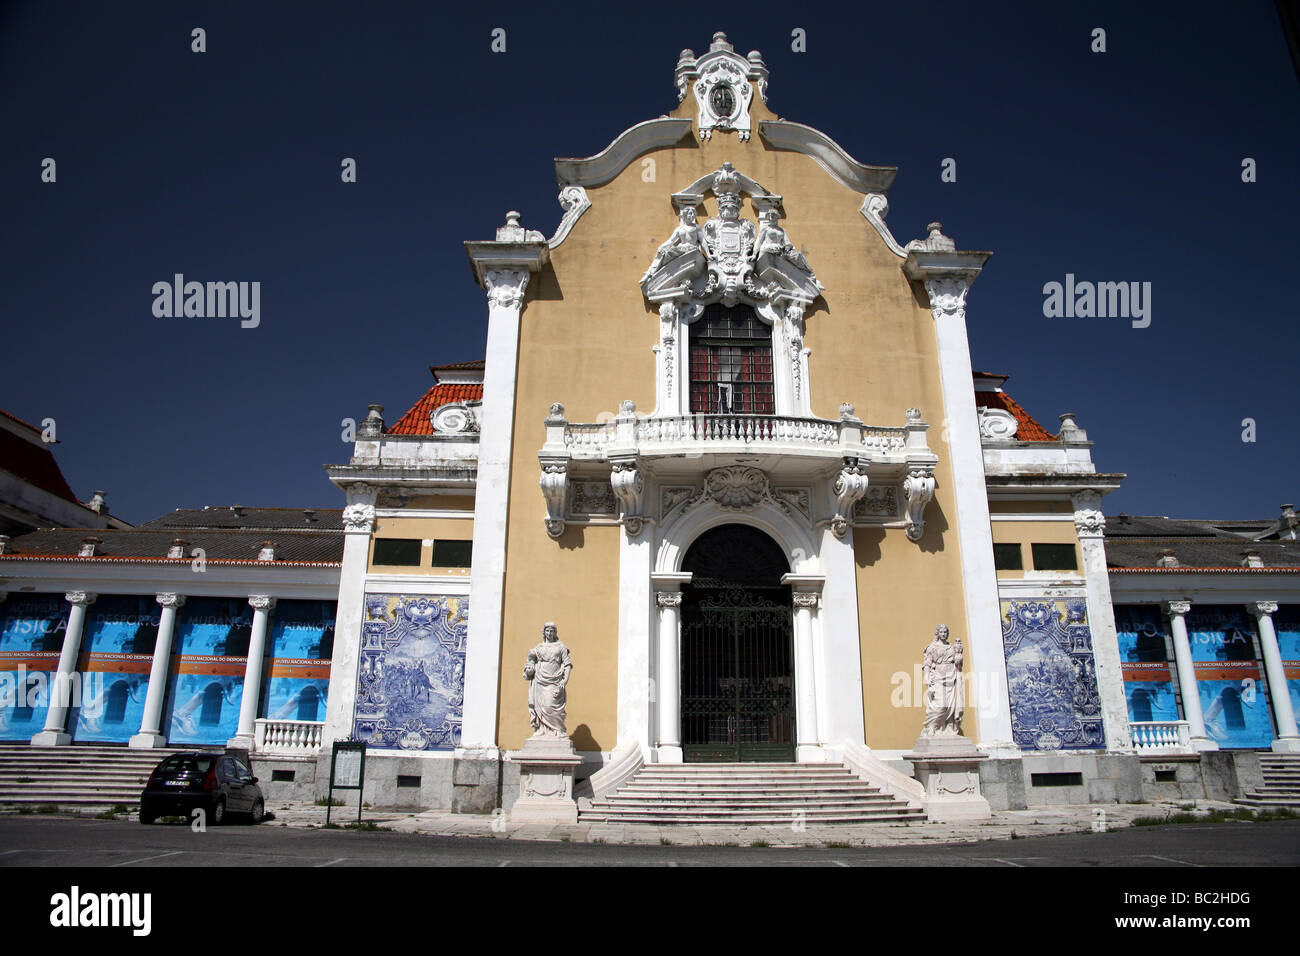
top-left (905, 735), bottom-right (992, 822)
top-left (506, 736), bottom-right (583, 824)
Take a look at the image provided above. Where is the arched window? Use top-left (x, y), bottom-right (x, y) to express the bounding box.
top-left (688, 304), bottom-right (774, 414)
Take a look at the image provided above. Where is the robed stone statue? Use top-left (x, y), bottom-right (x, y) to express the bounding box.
top-left (922, 624), bottom-right (964, 737)
top-left (524, 622), bottom-right (572, 737)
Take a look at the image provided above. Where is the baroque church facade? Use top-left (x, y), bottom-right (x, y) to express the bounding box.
top-left (2, 34), bottom-right (1296, 817)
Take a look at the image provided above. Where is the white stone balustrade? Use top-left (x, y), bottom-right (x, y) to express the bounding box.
top-left (255, 719), bottom-right (324, 756)
top-left (556, 412), bottom-right (910, 462)
top-left (1129, 720), bottom-right (1192, 754)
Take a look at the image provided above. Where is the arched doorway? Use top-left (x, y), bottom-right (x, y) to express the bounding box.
top-left (680, 524), bottom-right (794, 762)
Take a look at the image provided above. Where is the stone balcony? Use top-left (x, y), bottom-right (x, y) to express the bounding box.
top-left (537, 401), bottom-right (941, 541)
top-left (545, 402), bottom-right (932, 475)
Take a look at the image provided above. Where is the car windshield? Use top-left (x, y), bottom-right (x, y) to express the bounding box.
top-left (157, 755), bottom-right (216, 774)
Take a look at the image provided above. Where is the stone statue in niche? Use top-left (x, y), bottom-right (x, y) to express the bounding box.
top-left (642, 206), bottom-right (702, 280)
top-left (524, 622), bottom-right (573, 737)
top-left (922, 625), bottom-right (964, 737)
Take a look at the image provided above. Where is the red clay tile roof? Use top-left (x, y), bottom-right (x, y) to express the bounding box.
top-left (976, 390), bottom-right (1056, 442)
top-left (0, 423), bottom-right (80, 503)
top-left (388, 382), bottom-right (484, 436)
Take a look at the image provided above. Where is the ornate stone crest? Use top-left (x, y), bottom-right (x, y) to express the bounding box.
top-left (640, 164), bottom-right (823, 311)
top-left (674, 33), bottom-right (767, 140)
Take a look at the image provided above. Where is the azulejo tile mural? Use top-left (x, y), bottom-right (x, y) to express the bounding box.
top-left (354, 594), bottom-right (467, 751)
top-left (1001, 599), bottom-right (1104, 750)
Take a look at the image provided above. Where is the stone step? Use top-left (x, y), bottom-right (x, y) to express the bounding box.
top-left (0, 787), bottom-right (145, 803)
top-left (608, 785), bottom-right (883, 801)
top-left (591, 798), bottom-right (903, 811)
top-left (0, 772), bottom-right (151, 785)
top-left (583, 810), bottom-right (924, 825)
top-left (1234, 796), bottom-right (1300, 808)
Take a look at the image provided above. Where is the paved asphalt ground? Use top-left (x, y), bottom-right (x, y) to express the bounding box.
top-left (2, 815), bottom-right (1297, 866)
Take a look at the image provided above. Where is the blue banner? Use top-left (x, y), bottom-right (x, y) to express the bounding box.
top-left (68, 595), bottom-right (159, 743)
top-left (0, 594), bottom-right (67, 739)
top-left (1186, 605), bottom-right (1272, 749)
top-left (162, 597), bottom-right (250, 745)
top-left (261, 599), bottom-right (335, 723)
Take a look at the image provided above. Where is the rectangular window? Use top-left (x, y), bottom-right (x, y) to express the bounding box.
top-left (431, 539), bottom-right (472, 568)
top-left (1031, 543), bottom-right (1078, 571)
top-left (993, 543), bottom-right (1023, 570)
top-left (688, 304), bottom-right (774, 415)
top-left (372, 538), bottom-right (421, 566)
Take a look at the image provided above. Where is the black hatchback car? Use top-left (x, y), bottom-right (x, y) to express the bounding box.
top-left (139, 751), bottom-right (265, 825)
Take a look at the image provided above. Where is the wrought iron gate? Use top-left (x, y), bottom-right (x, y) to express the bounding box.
top-left (680, 582), bottom-right (795, 762)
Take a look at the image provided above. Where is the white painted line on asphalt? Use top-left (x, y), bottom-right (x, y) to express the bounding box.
top-left (316, 858), bottom-right (347, 868)
top-left (1147, 854), bottom-right (1203, 867)
top-left (497, 860), bottom-right (509, 867)
top-left (832, 860), bottom-right (849, 868)
top-left (667, 861), bottom-right (678, 867)
top-left (111, 850), bottom-right (183, 867)
top-left (982, 858), bottom-right (1024, 867)
top-left (0, 850), bottom-right (20, 858)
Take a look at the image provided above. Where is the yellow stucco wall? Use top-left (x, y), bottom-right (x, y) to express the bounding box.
top-left (497, 81), bottom-right (973, 750)
top-left (991, 519), bottom-right (1081, 579)
top-left (369, 516), bottom-right (474, 575)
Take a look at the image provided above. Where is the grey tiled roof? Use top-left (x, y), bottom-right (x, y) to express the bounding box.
top-left (135, 507), bottom-right (343, 531)
top-left (1104, 514), bottom-right (1300, 569)
top-left (1, 528), bottom-right (343, 564)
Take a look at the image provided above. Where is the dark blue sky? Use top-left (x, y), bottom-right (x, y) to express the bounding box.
top-left (3, 1), bottom-right (1296, 524)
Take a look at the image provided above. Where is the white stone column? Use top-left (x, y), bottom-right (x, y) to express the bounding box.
top-left (1252, 601), bottom-right (1300, 753)
top-left (905, 244), bottom-right (1016, 754)
top-left (1166, 601), bottom-right (1216, 751)
top-left (1073, 495), bottom-right (1132, 751)
top-left (229, 595), bottom-right (275, 751)
top-left (462, 267), bottom-right (531, 752)
top-left (129, 593), bottom-right (185, 749)
top-left (32, 591), bottom-right (95, 747)
top-left (321, 483), bottom-right (376, 747)
top-left (782, 576), bottom-right (824, 762)
top-left (651, 572), bottom-right (691, 764)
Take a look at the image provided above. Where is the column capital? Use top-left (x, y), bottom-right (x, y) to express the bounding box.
top-left (1252, 601), bottom-right (1279, 617)
top-left (248, 595), bottom-right (277, 611)
top-left (484, 269), bottom-right (531, 310)
top-left (1073, 508), bottom-right (1106, 538)
top-left (64, 591), bottom-right (96, 607)
top-left (792, 591), bottom-right (820, 609)
top-left (656, 591), bottom-right (683, 609)
top-left (155, 592), bottom-right (186, 609)
top-left (1165, 600), bottom-right (1192, 617)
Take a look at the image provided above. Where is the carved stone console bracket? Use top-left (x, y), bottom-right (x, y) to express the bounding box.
top-left (540, 461), bottom-right (568, 538)
top-left (832, 458), bottom-right (869, 539)
top-left (903, 467), bottom-right (937, 542)
top-left (610, 460), bottom-right (645, 536)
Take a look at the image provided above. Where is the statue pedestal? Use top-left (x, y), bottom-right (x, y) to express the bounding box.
top-left (905, 735), bottom-right (992, 823)
top-left (506, 736), bottom-right (583, 825)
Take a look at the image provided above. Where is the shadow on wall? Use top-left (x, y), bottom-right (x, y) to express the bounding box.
top-left (851, 499), bottom-right (950, 567)
top-left (571, 722), bottom-right (601, 753)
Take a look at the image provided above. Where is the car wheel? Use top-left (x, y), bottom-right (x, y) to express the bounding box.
top-left (249, 798), bottom-right (265, 824)
top-left (211, 798), bottom-right (226, 826)
top-left (139, 809), bottom-right (155, 825)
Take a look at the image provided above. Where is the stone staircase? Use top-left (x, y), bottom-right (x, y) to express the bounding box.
top-left (0, 743), bottom-right (202, 812)
top-left (1235, 753), bottom-right (1300, 809)
top-left (580, 762), bottom-right (926, 826)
